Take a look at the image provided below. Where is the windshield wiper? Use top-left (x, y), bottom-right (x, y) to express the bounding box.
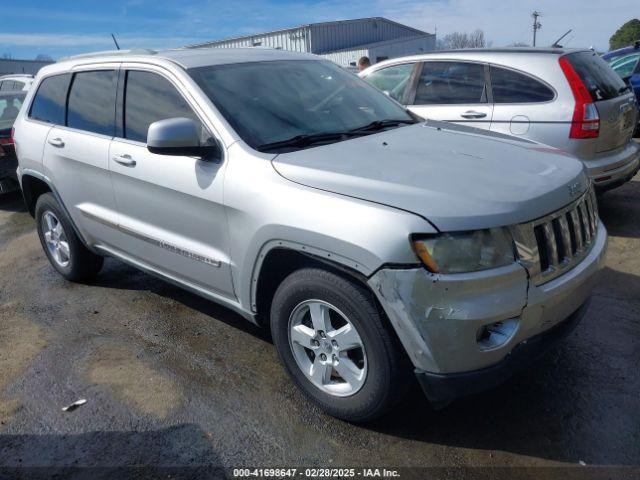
top-left (257, 119), bottom-right (418, 153)
top-left (347, 118), bottom-right (417, 133)
top-left (257, 131), bottom-right (361, 152)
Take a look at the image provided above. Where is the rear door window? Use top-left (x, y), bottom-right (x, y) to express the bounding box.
top-left (414, 61), bottom-right (487, 105)
top-left (67, 70), bottom-right (117, 136)
top-left (363, 63), bottom-right (415, 102)
top-left (29, 73), bottom-right (72, 125)
top-left (124, 70), bottom-right (202, 143)
top-left (564, 51), bottom-right (627, 101)
top-left (490, 66), bottom-right (554, 103)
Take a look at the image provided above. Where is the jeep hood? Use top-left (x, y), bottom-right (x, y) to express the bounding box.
top-left (271, 122), bottom-right (589, 231)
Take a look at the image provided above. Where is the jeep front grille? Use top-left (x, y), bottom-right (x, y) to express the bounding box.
top-left (511, 186), bottom-right (599, 285)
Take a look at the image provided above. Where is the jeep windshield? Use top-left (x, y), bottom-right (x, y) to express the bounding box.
top-left (189, 60), bottom-right (418, 153)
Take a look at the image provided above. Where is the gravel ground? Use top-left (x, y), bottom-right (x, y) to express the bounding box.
top-left (0, 173), bottom-right (639, 479)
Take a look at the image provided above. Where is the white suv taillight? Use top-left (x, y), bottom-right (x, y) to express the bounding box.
top-left (559, 57), bottom-right (600, 139)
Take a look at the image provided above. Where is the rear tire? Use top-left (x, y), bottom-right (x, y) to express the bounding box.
top-left (270, 268), bottom-right (408, 422)
top-left (35, 193), bottom-right (103, 281)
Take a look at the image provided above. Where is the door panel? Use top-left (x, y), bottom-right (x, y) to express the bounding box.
top-left (43, 127), bottom-right (120, 244)
top-left (41, 69), bottom-right (120, 244)
top-left (109, 140), bottom-right (233, 297)
top-left (108, 68), bottom-right (234, 298)
top-left (408, 61), bottom-right (492, 130)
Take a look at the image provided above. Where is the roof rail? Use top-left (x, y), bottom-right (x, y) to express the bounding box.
top-left (59, 49), bottom-right (157, 62)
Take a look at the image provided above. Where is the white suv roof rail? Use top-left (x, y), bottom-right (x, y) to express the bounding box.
top-left (59, 49), bottom-right (157, 62)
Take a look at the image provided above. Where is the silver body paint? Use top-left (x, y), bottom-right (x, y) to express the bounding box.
top-left (360, 49), bottom-right (640, 190)
top-left (14, 48), bottom-right (607, 377)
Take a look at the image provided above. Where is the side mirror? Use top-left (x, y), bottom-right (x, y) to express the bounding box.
top-left (147, 117), bottom-right (221, 161)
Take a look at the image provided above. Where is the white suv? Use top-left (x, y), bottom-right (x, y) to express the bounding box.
top-left (13, 48), bottom-right (607, 421)
top-left (0, 74), bottom-right (34, 92)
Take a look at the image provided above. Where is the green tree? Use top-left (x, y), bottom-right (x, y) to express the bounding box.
top-left (609, 19), bottom-right (640, 50)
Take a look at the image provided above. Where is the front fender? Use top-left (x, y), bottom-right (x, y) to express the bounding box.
top-left (223, 143), bottom-right (436, 312)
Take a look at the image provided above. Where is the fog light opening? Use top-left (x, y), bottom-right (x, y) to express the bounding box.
top-left (476, 318), bottom-right (519, 351)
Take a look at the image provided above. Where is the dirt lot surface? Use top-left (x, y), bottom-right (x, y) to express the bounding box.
top-left (0, 173), bottom-right (639, 479)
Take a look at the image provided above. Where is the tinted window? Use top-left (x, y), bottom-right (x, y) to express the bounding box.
top-left (13, 81), bottom-right (24, 90)
top-left (364, 63), bottom-right (414, 102)
top-left (29, 73), bottom-right (71, 124)
top-left (0, 94), bottom-right (25, 129)
top-left (124, 71), bottom-right (201, 143)
top-left (67, 71), bottom-right (116, 136)
top-left (414, 62), bottom-right (486, 105)
top-left (0, 81), bottom-right (15, 91)
top-left (609, 53), bottom-right (640, 79)
top-left (564, 51), bottom-right (627, 101)
top-left (190, 60), bottom-right (414, 151)
top-left (490, 67), bottom-right (554, 103)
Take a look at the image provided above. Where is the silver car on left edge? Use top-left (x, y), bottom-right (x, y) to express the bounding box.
top-left (13, 48), bottom-right (607, 421)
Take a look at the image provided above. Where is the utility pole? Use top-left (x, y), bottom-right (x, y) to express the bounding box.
top-left (532, 11), bottom-right (542, 47)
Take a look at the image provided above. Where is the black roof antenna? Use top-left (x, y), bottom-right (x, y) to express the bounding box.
top-left (111, 33), bottom-right (121, 50)
top-left (551, 29), bottom-right (572, 48)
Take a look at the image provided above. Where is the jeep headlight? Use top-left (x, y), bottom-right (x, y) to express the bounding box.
top-left (411, 228), bottom-right (515, 274)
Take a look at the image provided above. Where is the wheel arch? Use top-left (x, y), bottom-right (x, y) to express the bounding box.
top-left (20, 169), bottom-right (92, 249)
top-left (252, 243), bottom-right (372, 327)
top-left (20, 171), bottom-right (52, 217)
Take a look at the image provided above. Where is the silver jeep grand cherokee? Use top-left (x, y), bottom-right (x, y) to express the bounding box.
top-left (13, 48), bottom-right (607, 421)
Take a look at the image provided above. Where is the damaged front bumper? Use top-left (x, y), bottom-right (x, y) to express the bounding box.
top-left (368, 221), bottom-right (608, 404)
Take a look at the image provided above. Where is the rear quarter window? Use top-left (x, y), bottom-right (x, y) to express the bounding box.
top-left (29, 73), bottom-right (72, 125)
top-left (564, 51), bottom-right (627, 101)
top-left (490, 66), bottom-right (555, 103)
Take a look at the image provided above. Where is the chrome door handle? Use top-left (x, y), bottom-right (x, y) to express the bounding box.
top-left (47, 138), bottom-right (65, 148)
top-left (460, 111), bottom-right (487, 119)
top-left (112, 154), bottom-right (136, 167)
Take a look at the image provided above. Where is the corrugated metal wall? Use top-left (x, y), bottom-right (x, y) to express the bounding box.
top-left (310, 19), bottom-right (422, 54)
top-left (192, 27), bottom-right (311, 52)
top-left (190, 18), bottom-right (426, 55)
top-left (0, 59), bottom-right (53, 75)
top-left (320, 35), bottom-right (436, 68)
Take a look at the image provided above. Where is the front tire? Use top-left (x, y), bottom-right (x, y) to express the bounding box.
top-left (270, 268), bottom-right (408, 422)
top-left (35, 193), bottom-right (103, 281)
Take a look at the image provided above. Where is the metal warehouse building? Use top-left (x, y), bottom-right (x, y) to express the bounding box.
top-left (0, 58), bottom-right (53, 75)
top-left (188, 17), bottom-right (435, 68)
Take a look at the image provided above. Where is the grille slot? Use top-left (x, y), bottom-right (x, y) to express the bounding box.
top-left (511, 187), bottom-right (599, 285)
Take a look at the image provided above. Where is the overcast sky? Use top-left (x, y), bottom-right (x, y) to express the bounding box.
top-left (0, 0), bottom-right (637, 59)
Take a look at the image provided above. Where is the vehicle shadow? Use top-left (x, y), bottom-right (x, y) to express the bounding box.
top-left (91, 259), bottom-right (270, 343)
top-left (364, 266), bottom-right (640, 465)
top-left (0, 191), bottom-right (27, 213)
top-left (0, 423), bottom-right (226, 479)
top-left (597, 175), bottom-right (640, 239)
